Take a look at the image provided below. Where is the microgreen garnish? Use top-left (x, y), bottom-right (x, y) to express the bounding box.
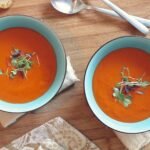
top-left (0, 48), bottom-right (40, 79)
top-left (0, 69), bottom-right (3, 75)
top-left (9, 48), bottom-right (39, 79)
top-left (113, 67), bottom-right (150, 107)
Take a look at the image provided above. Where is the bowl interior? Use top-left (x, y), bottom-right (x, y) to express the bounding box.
top-left (0, 15), bottom-right (66, 112)
top-left (85, 36), bottom-right (150, 133)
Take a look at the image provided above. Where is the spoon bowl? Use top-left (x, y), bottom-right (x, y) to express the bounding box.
top-left (51, 0), bottom-right (86, 14)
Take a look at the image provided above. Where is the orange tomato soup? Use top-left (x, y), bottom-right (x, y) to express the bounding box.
top-left (0, 27), bottom-right (57, 103)
top-left (93, 48), bottom-right (150, 122)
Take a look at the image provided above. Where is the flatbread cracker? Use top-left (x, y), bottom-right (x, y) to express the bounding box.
top-left (0, 117), bottom-right (100, 150)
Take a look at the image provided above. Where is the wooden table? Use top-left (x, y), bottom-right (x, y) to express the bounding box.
top-left (0, 0), bottom-right (150, 149)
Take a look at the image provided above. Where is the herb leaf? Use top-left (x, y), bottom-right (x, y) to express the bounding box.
top-left (0, 69), bottom-right (3, 75)
top-left (113, 88), bottom-right (132, 107)
top-left (123, 97), bottom-right (132, 107)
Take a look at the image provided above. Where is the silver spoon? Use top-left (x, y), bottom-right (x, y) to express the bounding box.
top-left (50, 0), bottom-right (150, 28)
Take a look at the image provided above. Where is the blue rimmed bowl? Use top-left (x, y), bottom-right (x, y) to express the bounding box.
top-left (0, 15), bottom-right (66, 113)
top-left (84, 36), bottom-right (150, 133)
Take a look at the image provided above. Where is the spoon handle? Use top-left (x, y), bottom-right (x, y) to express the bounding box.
top-left (100, 0), bottom-right (149, 35)
top-left (90, 7), bottom-right (150, 27)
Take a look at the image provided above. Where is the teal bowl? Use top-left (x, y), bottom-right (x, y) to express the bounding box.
top-left (0, 15), bottom-right (66, 113)
top-left (84, 36), bottom-right (150, 133)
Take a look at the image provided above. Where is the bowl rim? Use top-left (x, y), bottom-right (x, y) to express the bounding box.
top-left (0, 15), bottom-right (67, 113)
top-left (84, 36), bottom-right (150, 133)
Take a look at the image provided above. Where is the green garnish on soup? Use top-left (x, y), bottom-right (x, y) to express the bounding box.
top-left (113, 66), bottom-right (150, 107)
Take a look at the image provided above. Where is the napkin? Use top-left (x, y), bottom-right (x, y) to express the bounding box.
top-left (0, 56), bottom-right (79, 128)
top-left (114, 131), bottom-right (150, 150)
top-left (0, 117), bottom-right (100, 150)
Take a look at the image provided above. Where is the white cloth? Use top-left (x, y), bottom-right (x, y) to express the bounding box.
top-left (0, 56), bottom-right (79, 128)
top-left (115, 131), bottom-right (150, 150)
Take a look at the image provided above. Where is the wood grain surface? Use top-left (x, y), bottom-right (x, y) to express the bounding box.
top-left (0, 0), bottom-right (150, 149)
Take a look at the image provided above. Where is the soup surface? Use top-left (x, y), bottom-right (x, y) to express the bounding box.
top-left (0, 27), bottom-right (56, 103)
top-left (93, 48), bottom-right (150, 122)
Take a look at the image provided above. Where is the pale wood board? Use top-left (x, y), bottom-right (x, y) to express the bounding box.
top-left (0, 0), bottom-right (150, 149)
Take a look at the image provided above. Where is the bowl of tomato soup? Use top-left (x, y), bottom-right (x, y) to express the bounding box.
top-left (84, 36), bottom-right (150, 133)
top-left (0, 15), bottom-right (66, 112)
